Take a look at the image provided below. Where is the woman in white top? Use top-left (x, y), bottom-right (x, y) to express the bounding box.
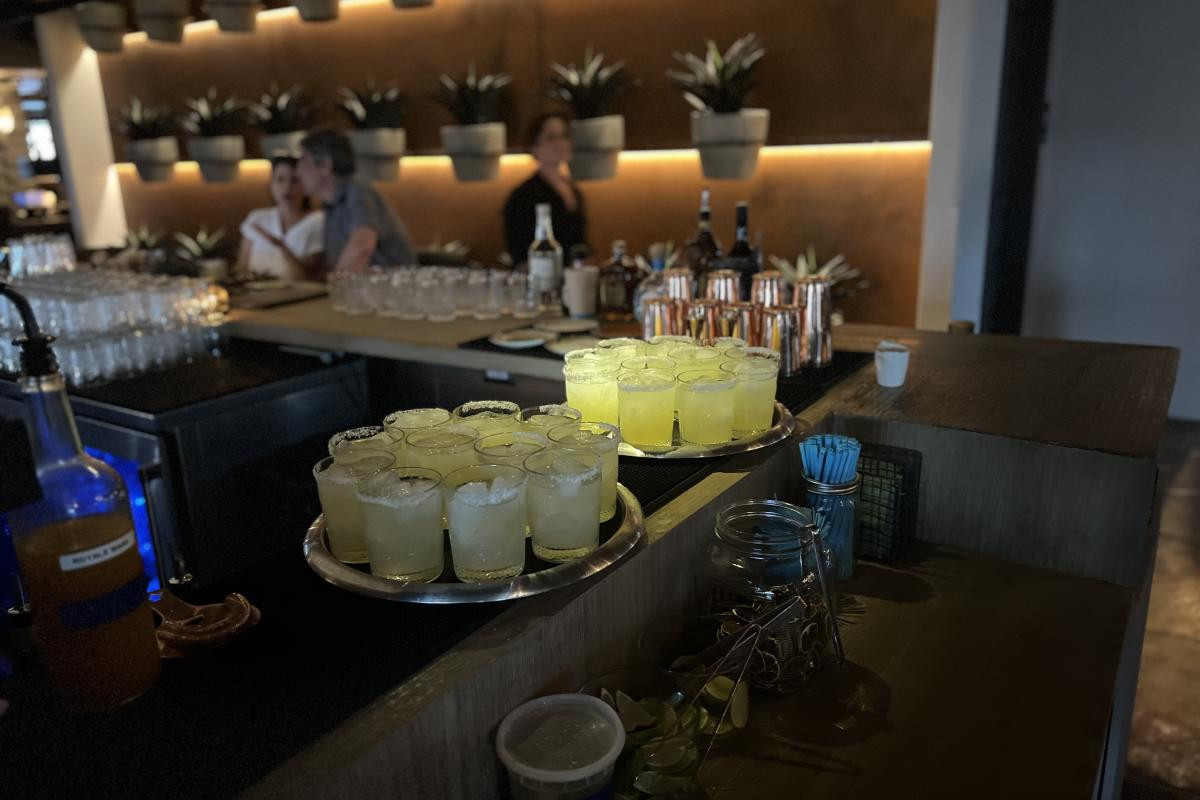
top-left (236, 155), bottom-right (325, 280)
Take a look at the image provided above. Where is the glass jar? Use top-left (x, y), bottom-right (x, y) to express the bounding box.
top-left (802, 474), bottom-right (860, 581)
top-left (700, 499), bottom-right (836, 693)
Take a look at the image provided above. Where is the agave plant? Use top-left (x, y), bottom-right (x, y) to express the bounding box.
top-left (251, 84), bottom-right (318, 134)
top-left (182, 88), bottom-right (249, 137)
top-left (436, 65), bottom-right (512, 125)
top-left (770, 246), bottom-right (870, 302)
top-left (118, 98), bottom-right (176, 141)
top-left (174, 227), bottom-right (228, 262)
top-left (547, 47), bottom-right (632, 119)
top-left (338, 81), bottom-right (409, 129)
top-left (126, 225), bottom-right (165, 252)
top-left (668, 33), bottom-right (766, 113)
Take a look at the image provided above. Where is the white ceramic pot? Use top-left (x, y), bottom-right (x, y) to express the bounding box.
top-left (440, 122), bottom-right (505, 182)
top-left (207, 0), bottom-right (258, 32)
top-left (392, 0), bottom-right (433, 6)
top-left (126, 136), bottom-right (179, 182)
top-left (75, 2), bottom-right (127, 53)
top-left (188, 135), bottom-right (245, 182)
top-left (690, 108), bottom-right (770, 180)
top-left (569, 114), bottom-right (624, 181)
top-left (293, 0), bottom-right (338, 22)
top-left (349, 128), bottom-right (406, 182)
top-left (196, 258), bottom-right (229, 280)
top-left (259, 130), bottom-right (307, 158)
top-left (133, 0), bottom-right (189, 43)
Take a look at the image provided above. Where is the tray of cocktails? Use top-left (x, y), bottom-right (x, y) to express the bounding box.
top-left (303, 483), bottom-right (644, 604)
top-left (616, 401), bottom-right (801, 459)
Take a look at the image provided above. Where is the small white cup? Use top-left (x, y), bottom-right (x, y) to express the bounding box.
top-left (563, 266), bottom-right (599, 318)
top-left (875, 340), bottom-right (910, 387)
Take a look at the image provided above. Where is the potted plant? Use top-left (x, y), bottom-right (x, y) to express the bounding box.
top-left (253, 83), bottom-right (317, 157)
top-left (293, 0), bottom-right (338, 22)
top-left (668, 33), bottom-right (769, 180)
top-left (75, 1), bottom-right (127, 53)
top-left (436, 65), bottom-right (511, 182)
top-left (183, 88), bottom-right (248, 183)
top-left (118, 98), bottom-right (179, 182)
top-left (770, 246), bottom-right (870, 326)
top-left (206, 0), bottom-right (258, 33)
top-left (175, 227), bottom-right (229, 279)
top-left (338, 81), bottom-right (408, 182)
top-left (133, 0), bottom-right (190, 43)
top-left (548, 47), bottom-right (632, 181)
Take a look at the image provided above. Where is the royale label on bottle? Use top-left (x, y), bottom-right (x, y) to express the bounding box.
top-left (59, 530), bottom-right (135, 572)
top-left (528, 254), bottom-right (559, 291)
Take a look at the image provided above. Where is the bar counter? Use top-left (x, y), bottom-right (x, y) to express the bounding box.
top-left (2, 303), bottom-right (1179, 800)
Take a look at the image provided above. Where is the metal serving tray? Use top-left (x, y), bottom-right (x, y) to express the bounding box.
top-left (617, 402), bottom-right (801, 459)
top-left (303, 483), bottom-right (644, 604)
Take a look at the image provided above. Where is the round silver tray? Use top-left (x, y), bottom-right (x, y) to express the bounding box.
top-left (303, 483), bottom-right (645, 604)
top-left (617, 401), bottom-right (800, 459)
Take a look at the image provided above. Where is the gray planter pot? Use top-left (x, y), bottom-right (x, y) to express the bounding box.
top-left (349, 128), bottom-right (406, 182)
top-left (196, 258), bottom-right (228, 280)
top-left (188, 135), bottom-right (245, 182)
top-left (133, 0), bottom-right (189, 43)
top-left (293, 0), bottom-right (338, 22)
top-left (76, 2), bottom-right (127, 53)
top-left (569, 114), bottom-right (624, 181)
top-left (207, 0), bottom-right (258, 32)
top-left (690, 108), bottom-right (770, 180)
top-left (259, 130), bottom-right (307, 158)
top-left (440, 122), bottom-right (505, 182)
top-left (126, 136), bottom-right (179, 182)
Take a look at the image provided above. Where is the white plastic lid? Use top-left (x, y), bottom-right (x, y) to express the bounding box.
top-left (495, 693), bottom-right (625, 786)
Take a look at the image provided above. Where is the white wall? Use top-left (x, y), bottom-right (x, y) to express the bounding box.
top-left (916, 0), bottom-right (1008, 331)
top-left (35, 9), bottom-right (127, 249)
top-left (1023, 0), bottom-right (1200, 419)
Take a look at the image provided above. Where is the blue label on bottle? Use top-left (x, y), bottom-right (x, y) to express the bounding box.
top-left (59, 573), bottom-right (148, 631)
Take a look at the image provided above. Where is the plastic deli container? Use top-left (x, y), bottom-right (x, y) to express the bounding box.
top-left (496, 693), bottom-right (626, 800)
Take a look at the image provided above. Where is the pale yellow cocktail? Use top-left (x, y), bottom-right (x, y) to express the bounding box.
top-left (564, 363), bottom-right (620, 427)
top-left (618, 369), bottom-right (675, 448)
top-left (677, 369), bottom-right (737, 444)
top-left (722, 360), bottom-right (780, 436)
top-left (548, 421), bottom-right (620, 522)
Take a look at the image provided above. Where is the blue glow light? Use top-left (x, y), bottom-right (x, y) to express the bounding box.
top-left (86, 447), bottom-right (161, 593)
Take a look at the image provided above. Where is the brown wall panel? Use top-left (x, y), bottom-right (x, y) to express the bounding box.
top-left (98, 0), bottom-right (935, 154)
top-left (117, 143), bottom-right (928, 326)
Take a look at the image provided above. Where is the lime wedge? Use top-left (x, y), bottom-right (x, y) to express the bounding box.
top-left (703, 675), bottom-right (734, 706)
top-left (642, 735), bottom-right (691, 771)
top-left (617, 690), bottom-right (655, 732)
top-left (729, 680), bottom-right (750, 729)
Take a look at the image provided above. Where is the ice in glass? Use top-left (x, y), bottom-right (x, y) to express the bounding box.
top-left (356, 467), bottom-right (445, 582)
top-left (524, 448), bottom-right (602, 562)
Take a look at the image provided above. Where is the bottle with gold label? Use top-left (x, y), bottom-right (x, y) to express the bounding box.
top-left (2, 283), bottom-right (160, 710)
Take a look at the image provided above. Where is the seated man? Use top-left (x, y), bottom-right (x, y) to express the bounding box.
top-left (297, 130), bottom-right (415, 272)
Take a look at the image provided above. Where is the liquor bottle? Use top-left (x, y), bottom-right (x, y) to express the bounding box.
top-left (726, 201), bottom-right (758, 300)
top-left (597, 240), bottom-right (641, 321)
top-left (2, 283), bottom-right (160, 710)
top-left (527, 203), bottom-right (563, 313)
top-left (633, 242), bottom-right (668, 323)
top-left (679, 189), bottom-right (721, 294)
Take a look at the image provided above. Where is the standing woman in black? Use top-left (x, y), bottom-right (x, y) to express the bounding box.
top-left (502, 113), bottom-right (589, 265)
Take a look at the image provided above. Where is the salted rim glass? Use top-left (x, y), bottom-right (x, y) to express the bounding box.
top-left (405, 423), bottom-right (479, 455)
top-left (328, 426), bottom-right (395, 458)
top-left (518, 403), bottom-right (583, 429)
top-left (617, 368), bottom-right (675, 391)
top-left (473, 430), bottom-right (551, 466)
top-left (619, 356), bottom-right (676, 372)
top-left (384, 407), bottom-right (452, 438)
top-left (451, 400), bottom-right (520, 424)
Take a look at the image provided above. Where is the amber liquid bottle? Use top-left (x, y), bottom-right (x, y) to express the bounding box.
top-left (4, 285), bottom-right (160, 710)
top-left (679, 188), bottom-right (722, 294)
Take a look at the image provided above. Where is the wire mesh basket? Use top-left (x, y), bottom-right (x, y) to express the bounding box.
top-left (856, 443), bottom-right (922, 562)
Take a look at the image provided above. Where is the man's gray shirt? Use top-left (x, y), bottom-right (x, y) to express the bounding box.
top-left (322, 179), bottom-right (415, 270)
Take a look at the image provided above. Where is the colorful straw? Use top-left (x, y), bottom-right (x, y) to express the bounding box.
top-left (800, 434), bottom-right (861, 581)
top-left (800, 434), bottom-right (861, 484)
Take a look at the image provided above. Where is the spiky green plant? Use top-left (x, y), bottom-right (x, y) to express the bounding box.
top-left (547, 47), bottom-right (632, 119)
top-left (436, 65), bottom-right (512, 125)
top-left (770, 246), bottom-right (870, 301)
top-left (338, 81), bottom-right (409, 129)
top-left (118, 98), bottom-right (176, 140)
top-left (667, 33), bottom-right (766, 113)
top-left (126, 224), bottom-right (165, 251)
top-left (182, 88), bottom-right (248, 137)
top-left (174, 227), bottom-right (228, 262)
top-left (251, 83), bottom-right (318, 134)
